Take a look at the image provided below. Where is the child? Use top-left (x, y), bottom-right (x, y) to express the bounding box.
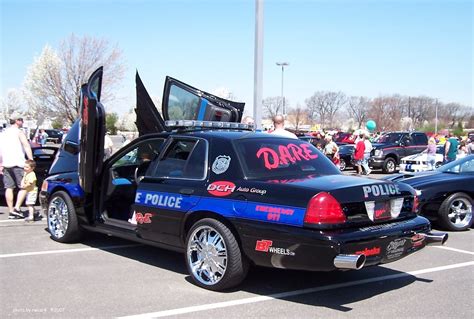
top-left (14, 160), bottom-right (40, 221)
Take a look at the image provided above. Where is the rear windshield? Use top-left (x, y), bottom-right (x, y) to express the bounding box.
top-left (234, 138), bottom-right (340, 179)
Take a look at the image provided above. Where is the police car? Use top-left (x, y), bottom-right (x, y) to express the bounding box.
top-left (40, 67), bottom-right (448, 291)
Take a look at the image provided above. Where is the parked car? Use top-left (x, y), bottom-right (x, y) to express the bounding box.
top-left (384, 155), bottom-right (474, 231)
top-left (40, 67), bottom-right (447, 291)
top-left (338, 144), bottom-right (355, 171)
top-left (369, 131), bottom-right (428, 173)
top-left (399, 145), bottom-right (444, 173)
top-left (334, 132), bottom-right (355, 144)
top-left (0, 146), bottom-right (58, 202)
top-left (44, 129), bottom-right (64, 144)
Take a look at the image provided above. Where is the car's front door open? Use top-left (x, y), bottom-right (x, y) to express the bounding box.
top-left (79, 67), bottom-right (105, 194)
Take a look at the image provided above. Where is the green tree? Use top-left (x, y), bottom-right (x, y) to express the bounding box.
top-left (51, 118), bottom-right (64, 129)
top-left (453, 121), bottom-right (464, 137)
top-left (106, 112), bottom-right (119, 135)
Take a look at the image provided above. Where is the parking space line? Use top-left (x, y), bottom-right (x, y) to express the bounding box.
top-left (0, 244), bottom-right (142, 258)
top-left (433, 246), bottom-right (474, 256)
top-left (119, 261), bottom-right (474, 319)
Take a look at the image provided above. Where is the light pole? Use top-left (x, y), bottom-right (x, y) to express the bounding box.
top-left (276, 62), bottom-right (289, 115)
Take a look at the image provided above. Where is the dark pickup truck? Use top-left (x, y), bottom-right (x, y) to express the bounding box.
top-left (369, 131), bottom-right (428, 173)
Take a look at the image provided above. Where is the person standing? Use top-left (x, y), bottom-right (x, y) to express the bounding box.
top-left (269, 115), bottom-right (297, 139)
top-left (353, 133), bottom-right (365, 175)
top-left (14, 160), bottom-right (40, 221)
top-left (467, 139), bottom-right (474, 155)
top-left (323, 135), bottom-right (339, 161)
top-left (444, 133), bottom-right (459, 163)
top-left (361, 134), bottom-right (373, 175)
top-left (425, 137), bottom-right (437, 170)
top-left (39, 129), bottom-right (48, 146)
top-left (0, 116), bottom-right (33, 219)
top-left (104, 132), bottom-right (114, 160)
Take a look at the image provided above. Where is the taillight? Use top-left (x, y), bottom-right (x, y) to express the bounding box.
top-left (412, 195), bottom-right (419, 213)
top-left (304, 192), bottom-right (346, 224)
top-left (41, 181), bottom-right (48, 192)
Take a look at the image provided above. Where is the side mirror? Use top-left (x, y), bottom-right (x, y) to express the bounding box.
top-left (64, 140), bottom-right (79, 155)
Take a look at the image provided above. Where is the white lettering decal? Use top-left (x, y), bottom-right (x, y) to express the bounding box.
top-left (145, 193), bottom-right (153, 204)
top-left (363, 186), bottom-right (372, 198)
top-left (135, 192), bottom-right (142, 203)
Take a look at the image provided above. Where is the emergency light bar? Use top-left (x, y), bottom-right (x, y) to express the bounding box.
top-left (165, 120), bottom-right (254, 130)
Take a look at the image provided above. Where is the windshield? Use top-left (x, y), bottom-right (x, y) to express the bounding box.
top-left (377, 133), bottom-right (402, 144)
top-left (235, 138), bottom-right (341, 179)
top-left (438, 156), bottom-right (474, 174)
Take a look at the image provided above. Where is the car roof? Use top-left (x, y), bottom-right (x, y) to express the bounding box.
top-left (141, 129), bottom-right (297, 141)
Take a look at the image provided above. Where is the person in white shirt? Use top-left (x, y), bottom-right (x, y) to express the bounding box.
top-left (104, 133), bottom-right (114, 159)
top-left (361, 134), bottom-right (373, 175)
top-left (269, 115), bottom-right (297, 139)
top-left (0, 116), bottom-right (33, 219)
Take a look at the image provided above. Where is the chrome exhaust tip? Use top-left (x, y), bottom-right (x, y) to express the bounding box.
top-left (424, 232), bottom-right (448, 246)
top-left (334, 254), bottom-right (366, 270)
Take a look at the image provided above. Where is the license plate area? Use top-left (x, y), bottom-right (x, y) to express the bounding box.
top-left (365, 201), bottom-right (391, 221)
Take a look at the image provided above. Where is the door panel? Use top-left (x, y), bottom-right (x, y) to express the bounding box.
top-left (135, 72), bottom-right (167, 136)
top-left (162, 77), bottom-right (245, 123)
top-left (79, 67), bottom-right (105, 194)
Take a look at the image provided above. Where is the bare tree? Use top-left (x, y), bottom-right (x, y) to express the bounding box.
top-left (24, 34), bottom-right (126, 124)
top-left (305, 91), bottom-right (346, 128)
top-left (262, 96), bottom-right (283, 118)
top-left (369, 95), bottom-right (404, 131)
top-left (347, 96), bottom-right (371, 129)
top-left (287, 104), bottom-right (308, 130)
top-left (407, 96), bottom-right (436, 128)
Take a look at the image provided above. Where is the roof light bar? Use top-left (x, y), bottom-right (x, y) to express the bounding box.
top-left (165, 120), bottom-right (254, 130)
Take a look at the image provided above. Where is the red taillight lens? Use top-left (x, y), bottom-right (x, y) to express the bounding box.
top-left (412, 195), bottom-right (419, 213)
top-left (304, 192), bottom-right (346, 224)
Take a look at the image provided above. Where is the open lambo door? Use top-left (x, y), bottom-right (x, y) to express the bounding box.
top-left (79, 67), bottom-right (105, 194)
top-left (162, 77), bottom-right (245, 123)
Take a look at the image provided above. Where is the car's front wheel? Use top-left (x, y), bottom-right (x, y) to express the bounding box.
top-left (339, 159), bottom-right (347, 171)
top-left (382, 157), bottom-right (396, 173)
top-left (438, 192), bottom-right (473, 231)
top-left (185, 218), bottom-right (248, 291)
top-left (47, 191), bottom-right (82, 242)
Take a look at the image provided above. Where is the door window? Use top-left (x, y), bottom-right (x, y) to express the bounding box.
top-left (412, 134), bottom-right (428, 145)
top-left (152, 138), bottom-right (207, 180)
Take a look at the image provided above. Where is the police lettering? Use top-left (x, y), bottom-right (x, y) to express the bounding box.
top-left (256, 143), bottom-right (318, 170)
top-left (143, 193), bottom-right (182, 208)
top-left (363, 184), bottom-right (401, 198)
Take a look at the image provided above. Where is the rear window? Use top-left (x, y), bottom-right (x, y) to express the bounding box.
top-left (235, 138), bottom-right (340, 179)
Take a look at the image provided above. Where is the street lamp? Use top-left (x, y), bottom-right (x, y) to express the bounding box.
top-left (276, 62), bottom-right (289, 115)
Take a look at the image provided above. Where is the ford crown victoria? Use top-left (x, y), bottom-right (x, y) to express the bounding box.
top-left (40, 67), bottom-right (447, 291)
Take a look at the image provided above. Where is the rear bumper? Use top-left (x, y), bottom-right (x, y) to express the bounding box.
top-left (235, 216), bottom-right (445, 272)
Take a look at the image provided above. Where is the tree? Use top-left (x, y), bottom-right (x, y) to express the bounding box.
top-left (453, 120), bottom-right (464, 137)
top-left (24, 34), bottom-right (126, 124)
top-left (305, 91), bottom-right (346, 128)
top-left (347, 96), bottom-right (370, 129)
top-left (262, 96), bottom-right (283, 118)
top-left (117, 109), bottom-right (137, 132)
top-left (287, 104), bottom-right (308, 130)
top-left (1, 88), bottom-right (27, 120)
top-left (369, 95), bottom-right (404, 131)
top-left (106, 112), bottom-right (119, 135)
top-left (51, 118), bottom-right (64, 129)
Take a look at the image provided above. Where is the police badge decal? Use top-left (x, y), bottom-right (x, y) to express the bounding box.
top-left (212, 155), bottom-right (231, 175)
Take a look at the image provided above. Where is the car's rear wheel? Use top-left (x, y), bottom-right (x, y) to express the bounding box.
top-left (47, 191), bottom-right (82, 242)
top-left (382, 157), bottom-right (396, 173)
top-left (185, 218), bottom-right (248, 291)
top-left (438, 192), bottom-right (473, 231)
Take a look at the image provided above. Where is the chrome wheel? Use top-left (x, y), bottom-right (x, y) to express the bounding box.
top-left (447, 198), bottom-right (472, 228)
top-left (187, 225), bottom-right (227, 286)
top-left (339, 160), bottom-right (346, 171)
top-left (386, 160), bottom-right (395, 173)
top-left (48, 196), bottom-right (69, 239)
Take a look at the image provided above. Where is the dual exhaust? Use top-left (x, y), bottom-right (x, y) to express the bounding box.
top-left (334, 232), bottom-right (448, 270)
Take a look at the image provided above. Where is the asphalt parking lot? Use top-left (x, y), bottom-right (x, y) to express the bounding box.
top-left (0, 201), bottom-right (473, 318)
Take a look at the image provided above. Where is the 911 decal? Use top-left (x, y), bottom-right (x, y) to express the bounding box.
top-left (255, 239), bottom-right (295, 256)
top-left (256, 205), bottom-right (294, 221)
top-left (256, 143), bottom-right (318, 170)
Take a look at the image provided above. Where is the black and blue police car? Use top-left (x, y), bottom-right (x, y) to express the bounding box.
top-left (40, 67), bottom-right (448, 291)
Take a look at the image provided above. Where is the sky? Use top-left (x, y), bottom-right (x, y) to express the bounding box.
top-left (1, 0), bottom-right (472, 117)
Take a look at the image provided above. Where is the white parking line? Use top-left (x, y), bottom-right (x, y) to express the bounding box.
top-left (119, 261), bottom-right (474, 319)
top-left (0, 244), bottom-right (142, 258)
top-left (433, 246), bottom-right (474, 256)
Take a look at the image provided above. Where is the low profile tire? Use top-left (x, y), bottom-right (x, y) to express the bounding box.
top-left (438, 192), bottom-right (473, 231)
top-left (339, 160), bottom-right (347, 171)
top-left (382, 158), bottom-right (396, 174)
top-left (185, 218), bottom-right (248, 291)
top-left (47, 191), bottom-right (82, 242)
